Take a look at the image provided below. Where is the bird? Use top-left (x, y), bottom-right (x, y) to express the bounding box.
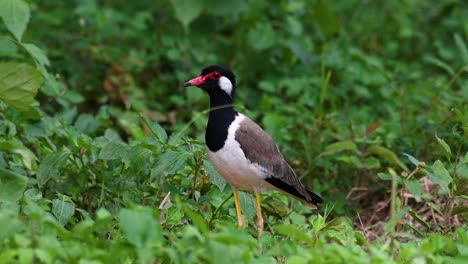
top-left (183, 65), bottom-right (323, 234)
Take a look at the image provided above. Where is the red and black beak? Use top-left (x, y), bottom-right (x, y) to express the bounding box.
top-left (183, 75), bottom-right (205, 87)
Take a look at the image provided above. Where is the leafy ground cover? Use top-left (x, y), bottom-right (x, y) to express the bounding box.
top-left (0, 0), bottom-right (467, 263)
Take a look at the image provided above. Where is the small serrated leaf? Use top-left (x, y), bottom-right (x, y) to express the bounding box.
top-left (139, 113), bottom-right (168, 142)
top-left (435, 136), bottom-right (451, 161)
top-left (98, 141), bottom-right (130, 161)
top-left (37, 150), bottom-right (70, 186)
top-left (153, 150), bottom-right (190, 175)
top-left (237, 191), bottom-right (256, 221)
top-left (52, 198), bottom-right (75, 226)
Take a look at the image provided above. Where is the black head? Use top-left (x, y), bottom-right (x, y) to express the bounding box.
top-left (183, 65), bottom-right (236, 98)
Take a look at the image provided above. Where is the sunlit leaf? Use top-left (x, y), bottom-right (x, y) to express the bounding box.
top-left (0, 62), bottom-right (42, 111)
top-left (404, 179), bottom-right (422, 201)
top-left (0, 0), bottom-right (30, 41)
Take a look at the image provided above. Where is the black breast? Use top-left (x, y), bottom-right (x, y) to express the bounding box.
top-left (205, 109), bottom-right (237, 152)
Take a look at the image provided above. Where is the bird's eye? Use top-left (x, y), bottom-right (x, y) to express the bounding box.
top-left (212, 72), bottom-right (221, 79)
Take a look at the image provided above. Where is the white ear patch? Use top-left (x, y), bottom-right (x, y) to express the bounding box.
top-left (218, 76), bottom-right (233, 96)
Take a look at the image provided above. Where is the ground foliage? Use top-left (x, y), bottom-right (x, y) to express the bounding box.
top-left (0, 0), bottom-right (467, 263)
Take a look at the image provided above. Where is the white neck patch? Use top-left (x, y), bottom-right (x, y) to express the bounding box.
top-left (218, 76), bottom-right (233, 96)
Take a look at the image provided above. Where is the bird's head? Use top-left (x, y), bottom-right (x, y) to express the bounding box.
top-left (183, 65), bottom-right (236, 99)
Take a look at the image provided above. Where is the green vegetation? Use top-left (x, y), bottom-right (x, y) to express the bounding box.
top-left (1, 0), bottom-right (467, 263)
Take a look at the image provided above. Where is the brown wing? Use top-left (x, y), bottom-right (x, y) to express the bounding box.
top-left (235, 116), bottom-right (322, 206)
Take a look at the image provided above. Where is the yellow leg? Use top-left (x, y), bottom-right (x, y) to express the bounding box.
top-left (232, 186), bottom-right (244, 227)
top-left (255, 192), bottom-right (264, 235)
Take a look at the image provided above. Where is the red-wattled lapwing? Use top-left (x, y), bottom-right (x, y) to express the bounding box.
top-left (184, 65), bottom-right (323, 234)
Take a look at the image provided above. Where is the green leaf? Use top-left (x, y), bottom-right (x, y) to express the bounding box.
top-left (203, 161), bottom-right (226, 192)
top-left (0, 168), bottom-right (28, 202)
top-left (311, 0), bottom-right (340, 37)
top-left (408, 210), bottom-right (430, 229)
top-left (462, 152), bottom-right (468, 164)
top-left (323, 140), bottom-right (357, 154)
top-left (153, 150), bottom-right (190, 175)
top-left (180, 202), bottom-right (208, 235)
top-left (127, 146), bottom-right (153, 175)
top-left (52, 198), bottom-right (75, 225)
top-left (0, 141), bottom-right (37, 171)
top-left (0, 0), bottom-right (30, 41)
top-left (139, 113), bottom-right (168, 142)
top-left (0, 62), bottom-right (42, 111)
top-left (275, 224), bottom-right (313, 245)
top-left (37, 150), bottom-right (70, 186)
top-left (404, 179), bottom-right (422, 201)
top-left (367, 145), bottom-right (408, 171)
top-left (426, 160), bottom-right (453, 193)
top-left (436, 136), bottom-right (451, 161)
top-left (20, 43), bottom-right (50, 67)
top-left (238, 191), bottom-right (256, 221)
top-left (403, 153), bottom-right (419, 167)
top-left (170, 0), bottom-right (203, 29)
top-left (119, 207), bottom-right (161, 248)
top-left (0, 204), bottom-right (23, 240)
top-left (98, 141), bottom-right (130, 161)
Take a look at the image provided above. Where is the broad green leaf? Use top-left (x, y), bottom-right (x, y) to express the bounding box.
top-left (0, 62), bottom-right (42, 111)
top-left (238, 191), bottom-right (256, 221)
top-left (139, 113), bottom-right (168, 142)
top-left (52, 198), bottom-right (75, 225)
top-left (203, 161), bottom-right (226, 192)
top-left (119, 207), bottom-right (161, 248)
top-left (323, 140), bottom-right (357, 154)
top-left (127, 146), bottom-right (153, 175)
top-left (436, 136), bottom-right (451, 161)
top-left (247, 23), bottom-right (276, 51)
top-left (98, 141), bottom-right (130, 161)
top-left (425, 160), bottom-right (453, 193)
top-left (404, 179), bottom-right (422, 201)
top-left (462, 152), bottom-right (468, 164)
top-left (0, 0), bottom-right (30, 41)
top-left (0, 168), bottom-right (28, 202)
top-left (21, 43), bottom-right (50, 67)
top-left (153, 150), bottom-right (190, 175)
top-left (170, 0), bottom-right (203, 29)
top-left (37, 150), bottom-right (70, 186)
top-left (367, 145), bottom-right (408, 171)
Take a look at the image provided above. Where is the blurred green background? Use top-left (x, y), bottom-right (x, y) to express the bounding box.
top-left (0, 0), bottom-right (467, 262)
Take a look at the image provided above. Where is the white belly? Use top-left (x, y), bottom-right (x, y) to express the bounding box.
top-left (207, 114), bottom-right (270, 191)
